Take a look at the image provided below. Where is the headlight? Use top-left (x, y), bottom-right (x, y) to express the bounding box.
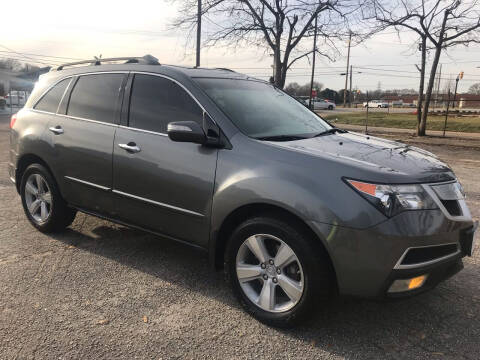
top-left (346, 179), bottom-right (438, 217)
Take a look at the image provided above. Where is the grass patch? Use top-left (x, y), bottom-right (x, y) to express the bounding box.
top-left (323, 112), bottom-right (480, 133)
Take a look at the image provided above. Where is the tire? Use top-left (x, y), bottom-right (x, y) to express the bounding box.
top-left (328, 105), bottom-right (334, 110)
top-left (20, 164), bottom-right (76, 233)
top-left (225, 216), bottom-right (333, 327)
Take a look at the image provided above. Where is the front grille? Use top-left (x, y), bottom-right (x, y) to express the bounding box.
top-left (440, 200), bottom-right (462, 216)
top-left (401, 244), bottom-right (458, 265)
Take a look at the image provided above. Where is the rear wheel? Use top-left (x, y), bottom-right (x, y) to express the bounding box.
top-left (225, 216), bottom-right (333, 327)
top-left (328, 105), bottom-right (334, 110)
top-left (20, 164), bottom-right (76, 233)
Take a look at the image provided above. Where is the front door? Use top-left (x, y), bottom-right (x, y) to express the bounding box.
top-left (112, 73), bottom-right (218, 247)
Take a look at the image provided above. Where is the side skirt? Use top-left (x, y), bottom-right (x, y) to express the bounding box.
top-left (72, 206), bottom-right (208, 253)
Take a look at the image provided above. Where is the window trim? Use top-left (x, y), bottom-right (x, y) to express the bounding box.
top-left (125, 71), bottom-right (216, 136)
top-left (30, 70), bottom-right (217, 134)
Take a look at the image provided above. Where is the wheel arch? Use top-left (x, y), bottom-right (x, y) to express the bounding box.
top-left (15, 154), bottom-right (55, 193)
top-left (210, 202), bottom-right (338, 288)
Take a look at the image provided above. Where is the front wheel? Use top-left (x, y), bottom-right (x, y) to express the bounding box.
top-left (225, 216), bottom-right (333, 327)
top-left (20, 164), bottom-right (77, 233)
top-left (328, 105), bottom-right (334, 110)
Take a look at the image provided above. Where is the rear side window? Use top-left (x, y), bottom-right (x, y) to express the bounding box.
top-left (67, 74), bottom-right (124, 123)
top-left (34, 78), bottom-right (70, 113)
top-left (129, 74), bottom-right (203, 133)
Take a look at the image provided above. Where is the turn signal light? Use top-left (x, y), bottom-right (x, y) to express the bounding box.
top-left (388, 275), bottom-right (428, 293)
top-left (10, 113), bottom-right (17, 129)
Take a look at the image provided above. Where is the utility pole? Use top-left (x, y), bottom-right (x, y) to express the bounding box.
top-left (349, 65), bottom-right (353, 108)
top-left (443, 89), bottom-right (451, 137)
top-left (343, 32), bottom-right (352, 108)
top-left (434, 63), bottom-right (442, 110)
top-left (365, 90), bottom-right (369, 134)
top-left (308, 15), bottom-right (318, 110)
top-left (196, 0), bottom-right (202, 67)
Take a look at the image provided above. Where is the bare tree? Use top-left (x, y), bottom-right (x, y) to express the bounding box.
top-left (468, 82), bottom-right (480, 95)
top-left (173, 0), bottom-right (362, 88)
top-left (372, 1), bottom-right (439, 135)
top-left (370, 0), bottom-right (480, 136)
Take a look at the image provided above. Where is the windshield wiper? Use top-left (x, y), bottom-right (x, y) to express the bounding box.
top-left (311, 128), bottom-right (347, 138)
top-left (255, 134), bottom-right (308, 142)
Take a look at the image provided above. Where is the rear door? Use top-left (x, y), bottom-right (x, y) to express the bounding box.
top-left (112, 73), bottom-right (218, 247)
top-left (48, 72), bottom-right (126, 213)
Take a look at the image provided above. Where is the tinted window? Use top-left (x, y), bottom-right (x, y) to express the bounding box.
top-left (67, 74), bottom-right (124, 123)
top-left (195, 78), bottom-right (331, 139)
top-left (129, 74), bottom-right (203, 133)
top-left (34, 78), bottom-right (70, 113)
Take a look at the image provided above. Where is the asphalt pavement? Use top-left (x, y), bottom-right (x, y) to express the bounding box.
top-left (0, 113), bottom-right (479, 359)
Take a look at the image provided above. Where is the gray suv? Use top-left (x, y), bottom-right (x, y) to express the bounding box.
top-left (9, 56), bottom-right (477, 327)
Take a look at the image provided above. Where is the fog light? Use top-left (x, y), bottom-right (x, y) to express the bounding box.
top-left (388, 275), bottom-right (428, 293)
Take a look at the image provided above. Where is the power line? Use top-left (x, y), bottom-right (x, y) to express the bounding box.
top-left (0, 56), bottom-right (61, 67)
top-left (0, 50), bottom-right (81, 61)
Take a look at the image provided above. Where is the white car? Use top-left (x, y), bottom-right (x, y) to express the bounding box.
top-left (363, 100), bottom-right (389, 108)
top-left (5, 91), bottom-right (27, 107)
top-left (312, 99), bottom-right (336, 110)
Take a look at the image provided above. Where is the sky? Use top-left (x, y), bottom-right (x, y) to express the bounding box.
top-left (2, 0), bottom-right (480, 93)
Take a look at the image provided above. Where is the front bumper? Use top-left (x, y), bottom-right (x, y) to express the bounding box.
top-left (310, 210), bottom-right (475, 298)
top-left (382, 254), bottom-right (464, 299)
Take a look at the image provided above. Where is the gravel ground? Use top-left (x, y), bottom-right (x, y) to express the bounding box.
top-left (0, 114), bottom-right (479, 360)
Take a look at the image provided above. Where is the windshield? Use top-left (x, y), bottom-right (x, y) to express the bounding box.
top-left (195, 78), bottom-right (332, 139)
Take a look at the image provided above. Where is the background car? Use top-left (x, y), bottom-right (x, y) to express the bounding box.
top-left (363, 99), bottom-right (389, 108)
top-left (312, 98), bottom-right (336, 110)
top-left (0, 96), bottom-right (6, 110)
top-left (293, 96), bottom-right (308, 107)
top-left (5, 91), bottom-right (26, 107)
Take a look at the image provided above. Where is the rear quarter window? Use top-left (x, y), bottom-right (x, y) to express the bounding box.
top-left (33, 78), bottom-right (70, 113)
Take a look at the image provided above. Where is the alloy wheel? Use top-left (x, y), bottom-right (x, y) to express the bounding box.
top-left (235, 234), bottom-right (304, 313)
top-left (24, 173), bottom-right (52, 224)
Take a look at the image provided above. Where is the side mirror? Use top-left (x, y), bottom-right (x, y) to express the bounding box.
top-left (167, 121), bottom-right (207, 145)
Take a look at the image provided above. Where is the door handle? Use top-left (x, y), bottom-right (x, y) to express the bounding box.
top-left (118, 143), bottom-right (141, 153)
top-left (49, 126), bottom-right (64, 135)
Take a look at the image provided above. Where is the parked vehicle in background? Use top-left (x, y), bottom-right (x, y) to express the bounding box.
top-left (312, 98), bottom-right (336, 110)
top-left (6, 91), bottom-right (27, 107)
top-left (293, 96), bottom-right (308, 107)
top-left (363, 100), bottom-right (389, 108)
top-left (391, 100), bottom-right (403, 107)
top-left (9, 55), bottom-right (477, 327)
top-left (0, 96), bottom-right (6, 109)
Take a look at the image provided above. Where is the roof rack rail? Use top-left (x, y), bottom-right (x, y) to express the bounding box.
top-left (54, 54), bottom-right (160, 71)
top-left (215, 67), bottom-right (236, 72)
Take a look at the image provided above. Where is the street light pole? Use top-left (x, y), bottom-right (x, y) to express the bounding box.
top-left (343, 32), bottom-right (352, 108)
top-left (453, 71), bottom-right (463, 109)
top-left (308, 15), bottom-right (318, 110)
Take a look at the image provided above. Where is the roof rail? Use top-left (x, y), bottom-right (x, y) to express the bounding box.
top-left (54, 54), bottom-right (160, 71)
top-left (215, 67), bottom-right (236, 72)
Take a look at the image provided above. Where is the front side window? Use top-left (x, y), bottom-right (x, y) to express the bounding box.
top-left (129, 74), bottom-right (203, 133)
top-left (34, 78), bottom-right (70, 113)
top-left (67, 73), bottom-right (124, 123)
top-left (195, 78), bottom-right (331, 139)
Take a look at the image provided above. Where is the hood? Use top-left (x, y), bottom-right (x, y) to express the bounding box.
top-left (270, 131), bottom-right (455, 183)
